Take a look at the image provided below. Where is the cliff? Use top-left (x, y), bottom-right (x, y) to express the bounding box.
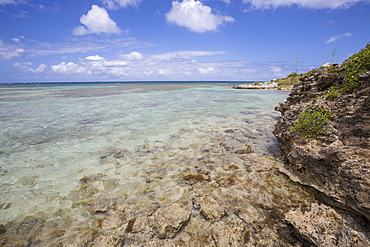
top-left (274, 44), bottom-right (370, 245)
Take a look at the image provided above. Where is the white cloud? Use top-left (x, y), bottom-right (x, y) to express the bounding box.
top-left (158, 69), bottom-right (174, 76)
top-left (243, 0), bottom-right (365, 9)
top-left (11, 38), bottom-right (21, 43)
top-left (86, 55), bottom-right (104, 60)
top-left (327, 20), bottom-right (336, 25)
top-left (0, 0), bottom-right (26, 5)
top-left (42, 50), bottom-right (233, 79)
top-left (0, 39), bottom-right (25, 61)
top-left (13, 62), bottom-right (47, 72)
top-left (51, 62), bottom-right (91, 74)
top-left (34, 63), bottom-right (47, 72)
top-left (325, 32), bottom-right (352, 44)
top-left (271, 65), bottom-right (282, 74)
top-left (198, 67), bottom-right (216, 74)
top-left (16, 49), bottom-right (303, 81)
top-left (27, 37), bottom-right (141, 57)
top-left (73, 5), bottom-right (121, 36)
top-left (121, 51), bottom-right (144, 60)
top-left (12, 10), bottom-right (30, 18)
top-left (166, 0), bottom-right (234, 33)
top-left (150, 50), bottom-right (230, 60)
top-left (11, 36), bottom-right (25, 43)
top-left (103, 60), bottom-right (128, 66)
top-left (101, 0), bottom-right (142, 9)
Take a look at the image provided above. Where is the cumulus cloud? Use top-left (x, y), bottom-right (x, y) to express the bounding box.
top-left (12, 49), bottom-right (303, 81)
top-left (121, 51), bottom-right (144, 60)
top-left (13, 62), bottom-right (47, 72)
top-left (73, 5), bottom-right (121, 36)
top-left (51, 62), bottom-right (91, 74)
top-left (11, 38), bottom-right (21, 43)
top-left (34, 63), bottom-right (48, 72)
top-left (325, 32), bottom-right (352, 44)
top-left (86, 55), bottom-right (104, 60)
top-left (243, 0), bottom-right (365, 9)
top-left (11, 36), bottom-right (24, 43)
top-left (198, 67), bottom-right (215, 74)
top-left (150, 50), bottom-right (230, 60)
top-left (166, 0), bottom-right (234, 33)
top-left (44, 50), bottom-right (234, 79)
top-left (0, 39), bottom-right (25, 61)
top-left (101, 0), bottom-right (142, 9)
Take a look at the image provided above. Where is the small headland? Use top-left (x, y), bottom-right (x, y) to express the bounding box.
top-left (232, 73), bottom-right (299, 91)
top-left (273, 43), bottom-right (370, 245)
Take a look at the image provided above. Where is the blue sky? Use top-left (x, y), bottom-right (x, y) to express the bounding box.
top-left (1, 0), bottom-right (369, 82)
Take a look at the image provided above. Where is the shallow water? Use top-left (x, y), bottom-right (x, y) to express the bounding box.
top-left (0, 83), bottom-right (315, 246)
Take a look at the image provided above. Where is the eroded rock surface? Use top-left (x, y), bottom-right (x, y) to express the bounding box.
top-left (286, 203), bottom-right (370, 246)
top-left (274, 60), bottom-right (370, 245)
top-left (152, 204), bottom-right (191, 239)
top-left (0, 129), bottom-right (317, 246)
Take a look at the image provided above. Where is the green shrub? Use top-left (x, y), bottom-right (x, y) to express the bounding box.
top-left (288, 72), bottom-right (299, 77)
top-left (291, 105), bottom-right (332, 139)
top-left (342, 43), bottom-right (370, 92)
top-left (277, 75), bottom-right (300, 86)
top-left (326, 85), bottom-right (340, 99)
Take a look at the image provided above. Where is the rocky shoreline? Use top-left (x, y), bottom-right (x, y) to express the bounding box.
top-left (273, 49), bottom-right (370, 246)
top-left (232, 81), bottom-right (293, 91)
top-left (1, 46), bottom-right (369, 245)
top-left (0, 128), bottom-right (318, 246)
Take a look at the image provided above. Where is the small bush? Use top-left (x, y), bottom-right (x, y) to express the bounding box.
top-left (342, 43), bottom-right (370, 92)
top-left (326, 85), bottom-right (340, 99)
top-left (291, 105), bottom-right (332, 139)
top-left (288, 72), bottom-right (299, 77)
top-left (277, 75), bottom-right (300, 86)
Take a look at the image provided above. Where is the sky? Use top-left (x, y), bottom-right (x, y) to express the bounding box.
top-left (0, 0), bottom-right (369, 82)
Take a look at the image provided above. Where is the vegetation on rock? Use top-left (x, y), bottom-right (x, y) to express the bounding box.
top-left (274, 42), bottom-right (370, 246)
top-left (276, 72), bottom-right (300, 87)
top-left (302, 43), bottom-right (370, 99)
top-left (291, 105), bottom-right (332, 139)
top-left (342, 42), bottom-right (370, 92)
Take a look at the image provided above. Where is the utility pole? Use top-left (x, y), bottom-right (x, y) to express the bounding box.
top-left (332, 48), bottom-right (337, 64)
top-left (295, 57), bottom-right (299, 74)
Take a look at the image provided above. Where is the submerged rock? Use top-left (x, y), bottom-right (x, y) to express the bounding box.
top-left (152, 204), bottom-right (191, 239)
top-left (235, 143), bottom-right (252, 154)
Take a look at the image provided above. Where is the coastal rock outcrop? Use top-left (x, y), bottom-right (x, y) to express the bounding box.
top-left (274, 45), bottom-right (370, 245)
top-left (285, 203), bottom-right (370, 246)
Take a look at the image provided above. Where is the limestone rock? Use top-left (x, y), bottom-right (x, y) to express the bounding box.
top-left (274, 53), bottom-right (370, 244)
top-left (322, 62), bottom-right (332, 68)
top-left (194, 195), bottom-right (227, 220)
top-left (210, 221), bottom-right (249, 247)
top-left (273, 63), bottom-right (370, 221)
top-left (235, 143), bottom-right (252, 154)
top-left (152, 204), bottom-right (191, 239)
top-left (285, 203), bottom-right (370, 246)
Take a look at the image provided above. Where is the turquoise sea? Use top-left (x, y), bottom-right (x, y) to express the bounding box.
top-left (0, 82), bottom-right (315, 246)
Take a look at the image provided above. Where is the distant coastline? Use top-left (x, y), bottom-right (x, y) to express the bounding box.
top-left (0, 81), bottom-right (256, 86)
top-left (232, 80), bottom-right (293, 91)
